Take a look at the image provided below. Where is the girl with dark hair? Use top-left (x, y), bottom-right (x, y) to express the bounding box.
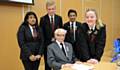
top-left (17, 11), bottom-right (44, 70)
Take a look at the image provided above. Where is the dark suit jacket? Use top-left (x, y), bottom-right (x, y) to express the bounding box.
top-left (63, 21), bottom-right (82, 44)
top-left (63, 21), bottom-right (88, 61)
top-left (39, 14), bottom-right (63, 50)
top-left (17, 23), bottom-right (44, 60)
top-left (82, 23), bottom-right (106, 61)
top-left (47, 42), bottom-right (75, 70)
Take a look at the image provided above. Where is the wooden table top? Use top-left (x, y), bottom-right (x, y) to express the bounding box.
top-left (61, 62), bottom-right (116, 70)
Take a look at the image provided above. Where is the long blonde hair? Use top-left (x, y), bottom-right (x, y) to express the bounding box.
top-left (85, 8), bottom-right (104, 30)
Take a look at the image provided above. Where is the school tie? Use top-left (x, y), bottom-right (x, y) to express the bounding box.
top-left (71, 23), bottom-right (74, 30)
top-left (32, 26), bottom-right (37, 39)
top-left (71, 23), bottom-right (76, 41)
top-left (51, 16), bottom-right (54, 32)
top-left (60, 43), bottom-right (66, 56)
top-left (90, 29), bottom-right (95, 42)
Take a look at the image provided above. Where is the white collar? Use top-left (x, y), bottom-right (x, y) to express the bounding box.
top-left (49, 15), bottom-right (55, 23)
top-left (56, 40), bottom-right (64, 48)
top-left (70, 21), bottom-right (76, 25)
top-left (89, 24), bottom-right (96, 30)
top-left (49, 15), bottom-right (55, 19)
top-left (29, 24), bottom-right (33, 29)
top-left (29, 25), bottom-right (34, 35)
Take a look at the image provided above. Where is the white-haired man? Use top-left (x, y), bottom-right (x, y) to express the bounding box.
top-left (47, 28), bottom-right (76, 70)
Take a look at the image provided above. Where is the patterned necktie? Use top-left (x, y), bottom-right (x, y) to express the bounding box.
top-left (60, 43), bottom-right (66, 56)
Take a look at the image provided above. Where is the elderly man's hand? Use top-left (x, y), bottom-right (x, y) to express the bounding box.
top-left (75, 61), bottom-right (82, 64)
top-left (61, 63), bottom-right (73, 69)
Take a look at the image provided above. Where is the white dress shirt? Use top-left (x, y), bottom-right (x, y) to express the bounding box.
top-left (49, 15), bottom-right (55, 23)
top-left (29, 25), bottom-right (34, 36)
top-left (89, 24), bottom-right (96, 31)
top-left (56, 40), bottom-right (68, 57)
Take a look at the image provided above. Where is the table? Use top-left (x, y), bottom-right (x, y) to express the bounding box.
top-left (94, 62), bottom-right (116, 70)
top-left (61, 62), bottom-right (116, 70)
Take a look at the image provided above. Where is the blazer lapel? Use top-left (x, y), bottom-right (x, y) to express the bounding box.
top-left (46, 14), bottom-right (53, 35)
top-left (46, 14), bottom-right (51, 25)
top-left (64, 43), bottom-right (71, 60)
top-left (26, 26), bottom-right (33, 39)
top-left (69, 22), bottom-right (71, 30)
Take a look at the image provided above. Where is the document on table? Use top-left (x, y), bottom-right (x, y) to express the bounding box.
top-left (71, 63), bottom-right (94, 70)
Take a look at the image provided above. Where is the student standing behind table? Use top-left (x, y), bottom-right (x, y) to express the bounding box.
top-left (17, 11), bottom-right (44, 70)
top-left (64, 9), bottom-right (84, 61)
top-left (63, 9), bottom-right (86, 60)
top-left (39, 0), bottom-right (63, 70)
top-left (81, 8), bottom-right (106, 64)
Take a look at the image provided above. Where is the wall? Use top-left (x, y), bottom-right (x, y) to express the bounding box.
top-left (0, 0), bottom-right (120, 70)
top-left (112, 0), bottom-right (120, 39)
top-left (0, 3), bottom-right (22, 70)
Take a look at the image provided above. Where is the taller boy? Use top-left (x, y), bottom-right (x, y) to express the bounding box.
top-left (39, 0), bottom-right (63, 70)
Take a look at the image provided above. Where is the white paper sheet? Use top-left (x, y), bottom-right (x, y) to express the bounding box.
top-left (72, 64), bottom-right (94, 70)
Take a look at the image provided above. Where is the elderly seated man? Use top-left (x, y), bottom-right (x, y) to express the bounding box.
top-left (47, 28), bottom-right (78, 70)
